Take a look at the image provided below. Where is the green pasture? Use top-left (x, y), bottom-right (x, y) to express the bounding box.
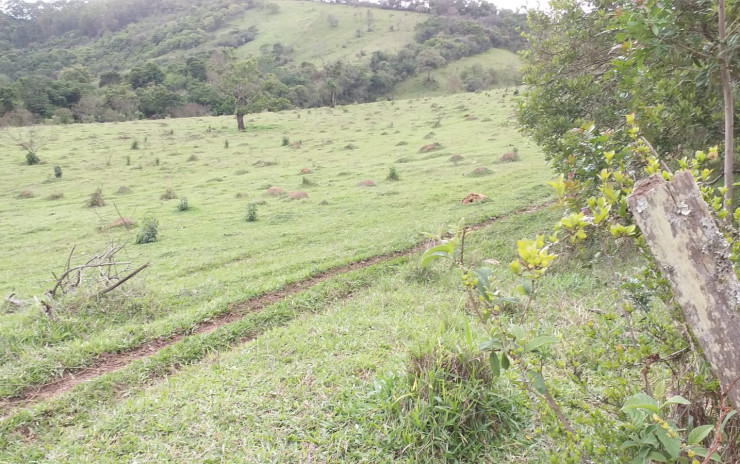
top-left (0, 90), bottom-right (552, 398)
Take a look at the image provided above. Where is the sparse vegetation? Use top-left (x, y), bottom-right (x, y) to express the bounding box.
top-left (54, 165), bottom-right (62, 178)
top-left (85, 187), bottom-right (105, 207)
top-left (386, 167), bottom-right (400, 181)
top-left (177, 198), bottom-right (189, 211)
top-left (246, 203), bottom-right (258, 222)
top-left (160, 188), bottom-right (178, 200)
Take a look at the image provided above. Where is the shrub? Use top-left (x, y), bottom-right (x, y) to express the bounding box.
top-left (160, 188), bottom-right (177, 200)
top-left (131, 140), bottom-right (139, 150)
top-left (126, 155), bottom-right (131, 166)
top-left (26, 152), bottom-right (40, 165)
top-left (154, 157), bottom-right (160, 166)
top-left (224, 139), bottom-right (229, 149)
top-left (177, 198), bottom-right (189, 211)
top-left (449, 154), bottom-right (464, 165)
top-left (282, 136), bottom-right (290, 146)
top-left (54, 165), bottom-right (62, 178)
top-left (246, 203), bottom-right (258, 222)
top-left (301, 176), bottom-right (314, 186)
top-left (135, 218), bottom-right (159, 244)
top-left (387, 167), bottom-right (400, 181)
top-left (187, 154), bottom-right (198, 162)
top-left (86, 188), bottom-right (105, 208)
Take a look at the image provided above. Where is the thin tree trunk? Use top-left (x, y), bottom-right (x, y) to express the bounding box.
top-left (627, 171), bottom-right (740, 408)
top-left (236, 113), bottom-right (245, 132)
top-left (719, 0), bottom-right (735, 204)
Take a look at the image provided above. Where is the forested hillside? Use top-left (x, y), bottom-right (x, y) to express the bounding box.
top-left (0, 0), bottom-right (526, 125)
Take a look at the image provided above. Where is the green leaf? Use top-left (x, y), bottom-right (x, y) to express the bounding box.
top-left (647, 450), bottom-right (670, 462)
top-left (661, 395), bottom-right (690, 407)
top-left (489, 351), bottom-right (500, 378)
top-left (528, 371), bottom-right (547, 394)
top-left (691, 446), bottom-right (723, 462)
top-left (688, 424), bottom-right (715, 445)
top-left (478, 338), bottom-right (502, 351)
top-left (655, 427), bottom-right (680, 460)
top-left (501, 352), bottom-right (510, 370)
top-left (525, 335), bottom-right (559, 353)
top-left (420, 243), bottom-right (454, 268)
top-left (622, 393), bottom-right (661, 414)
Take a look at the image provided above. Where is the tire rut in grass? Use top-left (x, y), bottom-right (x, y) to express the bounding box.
top-left (1, 202), bottom-right (552, 410)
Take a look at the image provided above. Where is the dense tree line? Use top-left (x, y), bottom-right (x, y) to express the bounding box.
top-left (0, 0), bottom-right (525, 126)
top-left (518, 0), bottom-right (740, 180)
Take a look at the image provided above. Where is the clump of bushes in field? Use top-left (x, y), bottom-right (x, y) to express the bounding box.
top-left (387, 167), bottom-right (400, 181)
top-left (177, 198), bottom-right (189, 211)
top-left (135, 218), bottom-right (158, 244)
top-left (86, 188), bottom-right (105, 207)
top-left (54, 165), bottom-right (62, 178)
top-left (160, 188), bottom-right (177, 200)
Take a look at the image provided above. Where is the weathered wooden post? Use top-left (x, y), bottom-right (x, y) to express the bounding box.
top-left (627, 171), bottom-right (740, 408)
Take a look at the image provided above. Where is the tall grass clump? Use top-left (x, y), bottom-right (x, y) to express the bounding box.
top-left (387, 167), bottom-right (400, 181)
top-left (85, 188), bottom-right (105, 207)
top-left (135, 218), bottom-right (159, 244)
top-left (54, 165), bottom-right (62, 178)
top-left (246, 203), bottom-right (258, 222)
top-left (177, 198), bottom-right (189, 211)
top-left (373, 342), bottom-right (524, 462)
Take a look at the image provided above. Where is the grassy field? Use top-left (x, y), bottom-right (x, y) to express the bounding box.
top-left (0, 90), bottom-right (552, 399)
top-left (231, 0), bottom-right (427, 65)
top-left (393, 48), bottom-right (523, 100)
top-left (0, 207), bottom-right (669, 463)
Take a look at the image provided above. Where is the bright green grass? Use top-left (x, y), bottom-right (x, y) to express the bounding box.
top-left (0, 90), bottom-right (551, 397)
top-left (231, 0), bottom-right (427, 65)
top-left (393, 48), bottom-right (522, 100)
top-left (0, 208), bottom-right (664, 463)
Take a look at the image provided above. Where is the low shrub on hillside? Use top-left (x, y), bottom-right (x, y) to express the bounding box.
top-left (86, 188), bottom-right (105, 207)
top-left (135, 218), bottom-right (158, 244)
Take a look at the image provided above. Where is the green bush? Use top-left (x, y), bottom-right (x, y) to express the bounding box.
top-left (26, 152), bottom-right (40, 165)
top-left (387, 167), bottom-right (400, 181)
top-left (131, 140), bottom-right (139, 150)
top-left (177, 198), bottom-right (189, 211)
top-left (54, 165), bottom-right (62, 178)
top-left (135, 218), bottom-right (159, 244)
top-left (282, 136), bottom-right (290, 146)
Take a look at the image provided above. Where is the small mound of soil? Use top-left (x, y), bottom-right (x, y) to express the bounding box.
top-left (300, 168), bottom-right (312, 174)
top-left (468, 166), bottom-right (492, 177)
top-left (253, 160), bottom-right (277, 167)
top-left (419, 142), bottom-right (442, 153)
top-left (461, 193), bottom-right (487, 204)
top-left (357, 179), bottom-right (376, 187)
top-left (116, 186), bottom-right (133, 195)
top-left (17, 190), bottom-right (34, 199)
top-left (111, 217), bottom-right (134, 228)
top-left (449, 154), bottom-right (464, 164)
top-left (499, 152), bottom-right (520, 163)
top-left (267, 186), bottom-right (285, 196)
top-left (289, 191), bottom-right (308, 200)
top-left (344, 143), bottom-right (357, 150)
